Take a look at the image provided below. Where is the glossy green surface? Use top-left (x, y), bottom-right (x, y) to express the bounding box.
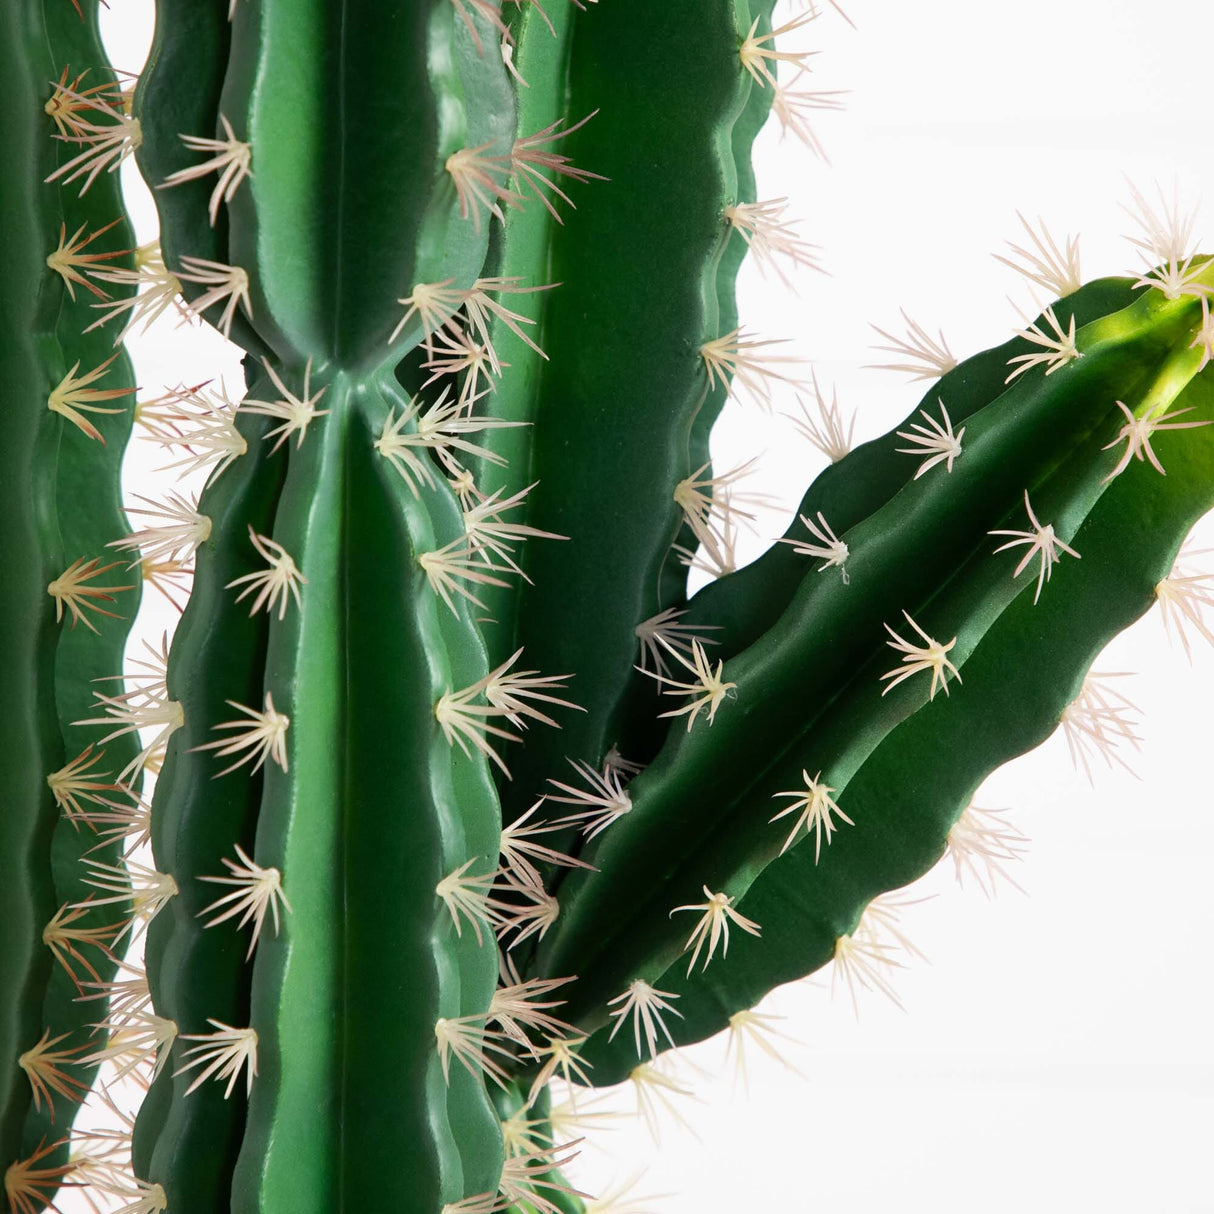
top-left (477, 0), bottom-right (757, 825)
top-left (534, 285), bottom-right (1213, 1057)
top-left (133, 1), bottom-right (514, 1208)
top-left (137, 400), bottom-right (283, 1208)
top-left (678, 278), bottom-right (1142, 664)
top-left (100, 0), bottom-right (1214, 1204)
top-left (576, 363), bottom-right (1214, 1083)
top-left (1, 0), bottom-right (140, 1188)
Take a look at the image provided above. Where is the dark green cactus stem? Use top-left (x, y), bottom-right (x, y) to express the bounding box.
top-left (130, 0), bottom-right (528, 1209)
top-left (2, 0), bottom-right (141, 1205)
top-left (476, 0), bottom-right (777, 833)
top-left (531, 277), bottom-right (1214, 1083)
top-left (599, 363), bottom-right (1214, 1075)
top-left (24, 0), bottom-right (1214, 1208)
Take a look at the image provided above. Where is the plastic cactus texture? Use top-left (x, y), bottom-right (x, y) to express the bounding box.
top-left (2, 1), bottom-right (1213, 1212)
top-left (2, 2), bottom-right (145, 1210)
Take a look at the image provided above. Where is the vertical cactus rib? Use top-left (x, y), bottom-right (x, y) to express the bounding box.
top-left (3, 0), bottom-right (141, 1201)
top-left (134, 399), bottom-right (284, 1209)
top-left (475, 0), bottom-right (762, 831)
top-left (132, 0), bottom-right (517, 1208)
top-left (221, 375), bottom-right (502, 1211)
top-left (133, 0), bottom-right (268, 359)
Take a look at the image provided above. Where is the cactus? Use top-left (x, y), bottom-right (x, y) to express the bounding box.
top-left (5, 1), bottom-right (1214, 1212)
top-left (1, 2), bottom-right (143, 1210)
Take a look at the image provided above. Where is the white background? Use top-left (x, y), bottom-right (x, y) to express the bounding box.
top-left (87, 2), bottom-right (1214, 1211)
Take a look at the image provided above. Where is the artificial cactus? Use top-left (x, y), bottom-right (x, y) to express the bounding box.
top-left (5, 1), bottom-right (1214, 1212)
top-left (2, 3), bottom-right (144, 1210)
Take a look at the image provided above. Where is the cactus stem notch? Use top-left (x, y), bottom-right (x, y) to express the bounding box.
top-left (109, 490), bottom-right (211, 567)
top-left (80, 1010), bottom-right (178, 1082)
top-left (1155, 544), bottom-right (1214, 658)
top-left (1059, 671), bottom-right (1141, 782)
top-left (1101, 398), bottom-right (1214, 482)
top-left (498, 1140), bottom-right (589, 1212)
top-left (639, 637), bottom-right (737, 731)
top-left (778, 510), bottom-right (851, 579)
top-left (435, 676), bottom-right (523, 776)
top-left (725, 197), bottom-right (824, 285)
top-left (627, 1060), bottom-right (700, 1143)
top-left (1005, 304), bottom-right (1082, 382)
top-left (74, 857), bottom-right (178, 936)
top-left (48, 557), bottom-right (135, 631)
top-left (225, 527), bottom-right (306, 619)
top-left (738, 11), bottom-right (821, 90)
top-left (42, 904), bottom-right (121, 989)
top-left (434, 1014), bottom-right (513, 1087)
top-left (1122, 178), bottom-right (1212, 300)
top-left (634, 607), bottom-right (720, 679)
top-left (87, 244), bottom-right (185, 341)
top-left (993, 211), bottom-right (1083, 298)
top-left (47, 356), bottom-right (133, 443)
top-left (725, 1009), bottom-right (806, 1094)
top-left (499, 799), bottom-right (595, 888)
top-left (18, 1029), bottom-right (88, 1116)
top-left (44, 84), bottom-right (142, 197)
top-left (868, 308), bottom-right (959, 380)
top-left (699, 327), bottom-right (805, 411)
top-left (446, 141), bottom-right (524, 233)
top-left (436, 857), bottom-right (508, 946)
top-left (46, 217), bottom-right (130, 301)
top-left (831, 930), bottom-right (905, 1016)
top-left (510, 111), bottom-right (607, 222)
top-left (175, 255), bottom-right (252, 337)
top-left (605, 980), bottom-right (682, 1061)
top-left (4, 1138), bottom-right (78, 1214)
top-left (545, 757), bottom-right (633, 841)
top-left (785, 370), bottom-right (855, 462)
top-left (945, 804), bottom-right (1029, 898)
top-left (771, 79), bottom-right (848, 159)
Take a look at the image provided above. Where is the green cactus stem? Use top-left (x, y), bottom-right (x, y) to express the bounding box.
top-left (1, 1), bottom-right (142, 1208)
top-left (25, 0), bottom-right (1213, 1211)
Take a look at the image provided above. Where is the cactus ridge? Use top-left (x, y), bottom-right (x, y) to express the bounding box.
top-left (2, 0), bottom-right (142, 1204)
top-left (6, 0), bottom-right (1213, 1210)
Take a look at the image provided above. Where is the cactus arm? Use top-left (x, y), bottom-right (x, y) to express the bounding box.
top-left (675, 278), bottom-right (1143, 665)
top-left (535, 285), bottom-right (1211, 1036)
top-left (576, 363), bottom-right (1214, 1082)
top-left (474, 0), bottom-right (757, 821)
top-left (2, 0), bottom-right (141, 1191)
